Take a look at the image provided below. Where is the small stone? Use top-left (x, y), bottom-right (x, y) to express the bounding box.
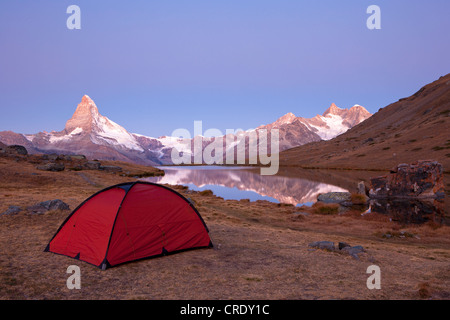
top-left (27, 199), bottom-right (70, 215)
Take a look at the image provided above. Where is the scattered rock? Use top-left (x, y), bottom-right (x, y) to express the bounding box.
top-left (309, 240), bottom-right (367, 260)
top-left (83, 161), bottom-right (101, 170)
top-left (339, 201), bottom-right (354, 207)
top-left (363, 137), bottom-right (374, 144)
top-left (357, 181), bottom-right (366, 195)
top-left (68, 164), bottom-right (83, 171)
top-left (27, 199), bottom-right (70, 215)
top-left (369, 160), bottom-right (444, 199)
top-left (341, 245), bottom-right (365, 260)
top-left (38, 199), bottom-right (70, 211)
top-left (1, 206), bottom-right (22, 216)
top-left (308, 241), bottom-right (335, 251)
top-left (317, 192), bottom-right (351, 204)
top-left (99, 165), bottom-right (122, 173)
top-left (338, 242), bottom-right (351, 250)
top-left (381, 230), bottom-right (417, 239)
top-left (36, 162), bottom-right (65, 172)
top-left (46, 154), bottom-right (60, 161)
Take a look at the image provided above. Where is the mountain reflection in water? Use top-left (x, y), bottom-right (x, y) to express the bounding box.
top-left (368, 198), bottom-right (447, 225)
top-left (143, 166), bottom-right (449, 225)
top-left (142, 166), bottom-right (348, 206)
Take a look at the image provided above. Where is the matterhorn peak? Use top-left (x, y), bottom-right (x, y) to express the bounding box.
top-left (65, 95), bottom-right (101, 132)
top-left (76, 95), bottom-right (98, 114)
top-left (61, 95), bottom-right (144, 152)
top-left (81, 94), bottom-right (94, 104)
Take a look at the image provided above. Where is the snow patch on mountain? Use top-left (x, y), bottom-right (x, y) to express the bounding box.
top-left (48, 127), bottom-right (84, 143)
top-left (24, 134), bottom-right (36, 142)
top-left (91, 116), bottom-right (144, 152)
top-left (308, 114), bottom-right (350, 140)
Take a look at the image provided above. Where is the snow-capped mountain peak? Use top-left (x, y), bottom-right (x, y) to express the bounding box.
top-left (322, 103), bottom-right (345, 117)
top-left (58, 95), bottom-right (144, 152)
top-left (299, 103), bottom-right (372, 141)
top-left (273, 112), bottom-right (297, 127)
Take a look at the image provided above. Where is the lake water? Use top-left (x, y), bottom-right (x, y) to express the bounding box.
top-left (142, 166), bottom-right (348, 207)
top-left (142, 166), bottom-right (448, 225)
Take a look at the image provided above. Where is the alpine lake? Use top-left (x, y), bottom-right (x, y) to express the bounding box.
top-left (142, 166), bottom-right (449, 226)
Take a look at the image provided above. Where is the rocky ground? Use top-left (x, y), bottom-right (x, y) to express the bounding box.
top-left (0, 150), bottom-right (449, 300)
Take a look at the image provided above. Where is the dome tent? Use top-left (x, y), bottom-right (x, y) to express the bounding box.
top-left (44, 181), bottom-right (212, 269)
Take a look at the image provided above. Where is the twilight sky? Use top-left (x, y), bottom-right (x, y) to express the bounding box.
top-left (0, 0), bottom-right (449, 137)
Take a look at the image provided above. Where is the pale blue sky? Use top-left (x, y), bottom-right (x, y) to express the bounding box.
top-left (0, 1), bottom-right (449, 137)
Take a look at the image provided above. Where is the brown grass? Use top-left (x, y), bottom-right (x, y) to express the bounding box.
top-left (350, 193), bottom-right (368, 205)
top-left (418, 282), bottom-right (432, 299)
top-left (311, 202), bottom-right (340, 215)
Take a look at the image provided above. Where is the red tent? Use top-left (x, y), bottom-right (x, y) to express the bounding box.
top-left (45, 181), bottom-right (212, 269)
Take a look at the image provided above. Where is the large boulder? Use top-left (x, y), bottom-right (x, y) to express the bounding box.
top-left (369, 160), bottom-right (444, 199)
top-left (317, 192), bottom-right (351, 204)
top-left (36, 162), bottom-right (65, 172)
top-left (5, 145), bottom-right (28, 155)
top-left (82, 161), bottom-right (101, 170)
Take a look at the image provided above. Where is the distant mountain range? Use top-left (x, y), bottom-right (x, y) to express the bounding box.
top-left (0, 95), bottom-right (371, 165)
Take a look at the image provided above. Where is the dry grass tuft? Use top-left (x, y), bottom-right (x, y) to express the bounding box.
top-left (199, 189), bottom-right (214, 196)
top-left (350, 193), bottom-right (368, 205)
top-left (311, 202), bottom-right (339, 215)
top-left (418, 282), bottom-right (432, 299)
